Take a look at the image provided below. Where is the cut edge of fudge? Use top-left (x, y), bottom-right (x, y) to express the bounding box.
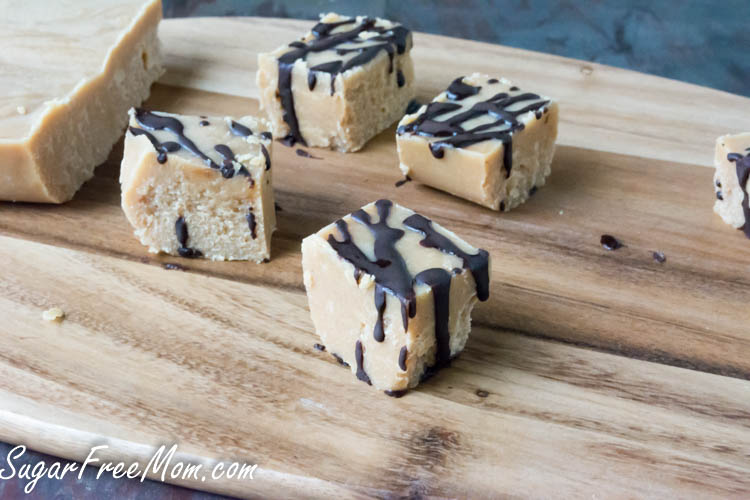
top-left (256, 12), bottom-right (416, 152)
top-left (396, 73), bottom-right (558, 211)
top-left (120, 108), bottom-right (275, 262)
top-left (713, 132), bottom-right (750, 238)
top-left (0, 0), bottom-right (164, 203)
top-left (301, 199), bottom-right (490, 394)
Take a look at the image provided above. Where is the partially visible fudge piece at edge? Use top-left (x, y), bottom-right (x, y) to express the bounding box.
top-left (713, 133), bottom-right (750, 238)
top-left (256, 12), bottom-right (415, 152)
top-left (396, 73), bottom-right (559, 211)
top-left (301, 199), bottom-right (490, 395)
top-left (0, 0), bottom-right (163, 203)
top-left (120, 109), bottom-right (276, 262)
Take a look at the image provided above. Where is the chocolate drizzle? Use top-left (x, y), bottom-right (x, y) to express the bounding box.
top-left (402, 214), bottom-right (490, 301)
top-left (395, 175), bottom-right (412, 187)
top-left (133, 109), bottom-right (219, 169)
top-left (246, 209), bottom-right (257, 239)
top-left (175, 216), bottom-right (202, 258)
top-left (276, 16), bottom-right (411, 145)
top-left (326, 200), bottom-right (490, 386)
top-left (229, 120), bottom-right (253, 137)
top-left (397, 78), bottom-right (548, 175)
top-left (355, 340), bottom-right (372, 385)
top-left (728, 152), bottom-right (750, 238)
top-left (127, 127), bottom-right (179, 164)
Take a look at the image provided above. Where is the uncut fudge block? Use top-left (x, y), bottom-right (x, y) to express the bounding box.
top-left (257, 13), bottom-right (415, 152)
top-left (714, 133), bottom-right (750, 238)
top-left (0, 0), bottom-right (163, 203)
top-left (120, 109), bottom-right (275, 262)
top-left (302, 199), bottom-right (490, 394)
top-left (396, 73), bottom-right (559, 211)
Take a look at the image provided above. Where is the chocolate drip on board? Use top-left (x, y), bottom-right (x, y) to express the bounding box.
top-left (396, 79), bottom-right (549, 175)
top-left (728, 152), bottom-right (750, 238)
top-left (276, 17), bottom-right (411, 145)
top-left (326, 199), bottom-right (490, 387)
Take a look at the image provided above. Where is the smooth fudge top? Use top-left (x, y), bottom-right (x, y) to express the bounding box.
top-left (127, 109), bottom-right (272, 180)
top-left (397, 73), bottom-right (552, 171)
top-left (316, 199), bottom-right (489, 358)
top-left (270, 12), bottom-right (412, 144)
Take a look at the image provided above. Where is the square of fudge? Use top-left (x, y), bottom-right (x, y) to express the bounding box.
top-left (120, 108), bottom-right (275, 262)
top-left (713, 133), bottom-right (750, 238)
top-left (301, 199), bottom-right (490, 394)
top-left (256, 12), bottom-right (415, 152)
top-left (396, 73), bottom-right (559, 211)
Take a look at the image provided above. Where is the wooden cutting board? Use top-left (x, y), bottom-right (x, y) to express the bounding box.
top-left (1, 17), bottom-right (750, 499)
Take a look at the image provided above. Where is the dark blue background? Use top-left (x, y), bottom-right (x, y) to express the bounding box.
top-left (2, 1), bottom-right (748, 499)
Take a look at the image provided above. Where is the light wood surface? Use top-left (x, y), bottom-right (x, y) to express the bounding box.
top-left (1, 17), bottom-right (750, 498)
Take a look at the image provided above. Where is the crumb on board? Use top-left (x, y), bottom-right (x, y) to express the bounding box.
top-left (42, 307), bottom-right (65, 322)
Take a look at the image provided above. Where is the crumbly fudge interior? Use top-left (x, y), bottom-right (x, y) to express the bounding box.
top-left (302, 199), bottom-right (490, 392)
top-left (256, 12), bottom-right (415, 151)
top-left (714, 133), bottom-right (750, 238)
top-left (397, 73), bottom-right (558, 211)
top-left (0, 0), bottom-right (163, 203)
top-left (120, 110), bottom-right (275, 262)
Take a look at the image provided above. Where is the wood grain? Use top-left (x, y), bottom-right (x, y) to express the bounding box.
top-left (1, 234), bottom-right (750, 499)
top-left (1, 81), bottom-right (748, 379)
top-left (2, 16), bottom-right (750, 498)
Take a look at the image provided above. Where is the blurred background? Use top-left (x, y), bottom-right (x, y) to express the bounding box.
top-left (162, 0), bottom-right (750, 97)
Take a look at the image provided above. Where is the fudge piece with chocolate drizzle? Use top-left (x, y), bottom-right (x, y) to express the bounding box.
top-left (301, 199), bottom-right (490, 394)
top-left (714, 133), bottom-right (750, 238)
top-left (120, 109), bottom-right (275, 262)
top-left (396, 73), bottom-right (559, 211)
top-left (256, 13), bottom-right (415, 152)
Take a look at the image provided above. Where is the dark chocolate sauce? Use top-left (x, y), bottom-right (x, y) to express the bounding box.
top-left (398, 346), bottom-right (408, 371)
top-left (275, 202), bottom-right (283, 212)
top-left (163, 263), bottom-right (185, 271)
top-left (133, 109), bottom-right (218, 169)
top-left (396, 84), bottom-right (548, 175)
top-left (403, 213), bottom-right (490, 301)
top-left (652, 251), bottom-right (666, 264)
top-left (246, 209), bottom-right (257, 239)
top-left (260, 131), bottom-right (273, 141)
top-left (716, 191), bottom-right (724, 201)
top-left (327, 200), bottom-right (416, 343)
top-left (395, 175), bottom-right (411, 187)
top-left (397, 70), bottom-right (405, 88)
top-left (529, 185), bottom-right (538, 196)
top-left (600, 234), bottom-right (622, 251)
top-left (475, 389), bottom-right (489, 398)
top-left (415, 268), bottom-right (453, 368)
top-left (296, 148), bottom-right (321, 159)
top-left (332, 353), bottom-right (349, 367)
top-left (728, 152), bottom-right (750, 238)
top-left (229, 120), bottom-right (253, 137)
top-left (487, 78), bottom-right (499, 84)
top-left (326, 200), bottom-right (490, 386)
top-left (313, 343), bottom-right (326, 351)
top-left (276, 17), bottom-right (411, 145)
top-left (354, 340), bottom-right (372, 385)
top-left (260, 144), bottom-right (271, 170)
top-left (446, 76), bottom-right (481, 100)
top-left (385, 389), bottom-right (407, 398)
top-left (175, 216), bottom-right (203, 258)
top-left (127, 127), bottom-right (179, 164)
top-left (214, 144), bottom-right (240, 178)
top-left (199, 120), bottom-right (210, 127)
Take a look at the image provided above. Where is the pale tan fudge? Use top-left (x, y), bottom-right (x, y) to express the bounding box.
top-left (302, 199), bottom-right (490, 395)
top-left (713, 133), bottom-right (750, 239)
top-left (120, 109), bottom-right (275, 262)
top-left (257, 13), bottom-right (415, 152)
top-left (0, 0), bottom-right (163, 203)
top-left (397, 73), bottom-right (559, 211)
